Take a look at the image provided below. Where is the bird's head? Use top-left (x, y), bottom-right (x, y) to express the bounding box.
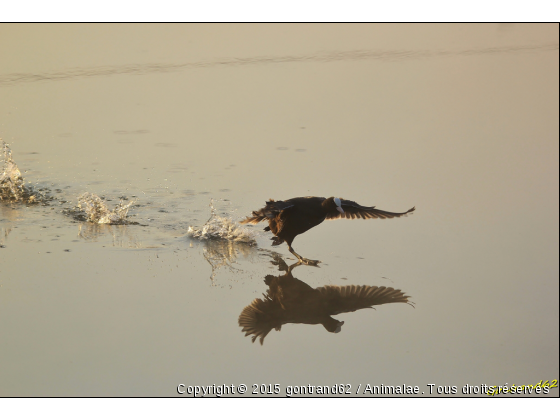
top-left (322, 318), bottom-right (344, 333)
top-left (333, 321), bottom-right (344, 333)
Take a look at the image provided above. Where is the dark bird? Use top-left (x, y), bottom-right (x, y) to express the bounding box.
top-left (238, 257), bottom-right (413, 345)
top-left (240, 196), bottom-right (415, 265)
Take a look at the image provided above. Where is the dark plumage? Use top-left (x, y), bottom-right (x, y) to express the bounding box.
top-left (240, 196), bottom-right (415, 265)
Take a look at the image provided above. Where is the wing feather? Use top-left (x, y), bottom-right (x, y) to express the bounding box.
top-left (238, 297), bottom-right (280, 345)
top-left (315, 285), bottom-right (411, 315)
top-left (326, 199), bottom-right (415, 220)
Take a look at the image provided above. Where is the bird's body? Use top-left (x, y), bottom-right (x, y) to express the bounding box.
top-left (240, 196), bottom-right (415, 265)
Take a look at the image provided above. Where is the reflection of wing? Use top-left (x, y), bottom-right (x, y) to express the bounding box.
top-left (326, 199), bottom-right (415, 220)
top-left (316, 285), bottom-right (410, 315)
top-left (238, 297), bottom-right (283, 345)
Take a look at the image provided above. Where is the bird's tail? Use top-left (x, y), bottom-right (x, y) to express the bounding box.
top-left (239, 210), bottom-right (267, 224)
top-left (240, 199), bottom-right (279, 224)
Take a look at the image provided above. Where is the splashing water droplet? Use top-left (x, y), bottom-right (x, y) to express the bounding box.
top-left (188, 200), bottom-right (256, 245)
top-left (72, 192), bottom-right (136, 224)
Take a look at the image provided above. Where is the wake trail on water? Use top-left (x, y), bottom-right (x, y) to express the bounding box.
top-left (2, 139), bottom-right (137, 225)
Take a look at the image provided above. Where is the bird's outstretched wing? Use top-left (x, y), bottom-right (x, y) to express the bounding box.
top-left (238, 297), bottom-right (282, 345)
top-left (240, 199), bottom-right (295, 224)
top-left (326, 199), bottom-right (415, 220)
top-left (316, 285), bottom-right (411, 315)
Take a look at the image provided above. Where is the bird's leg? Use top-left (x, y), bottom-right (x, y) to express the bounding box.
top-left (287, 261), bottom-right (304, 273)
top-left (287, 245), bottom-right (321, 266)
top-left (270, 254), bottom-right (290, 272)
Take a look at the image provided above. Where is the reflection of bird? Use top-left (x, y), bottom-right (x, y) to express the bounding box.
top-left (238, 258), bottom-right (412, 345)
top-left (240, 196), bottom-right (415, 265)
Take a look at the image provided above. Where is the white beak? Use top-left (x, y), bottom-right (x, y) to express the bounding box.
top-left (336, 206), bottom-right (344, 214)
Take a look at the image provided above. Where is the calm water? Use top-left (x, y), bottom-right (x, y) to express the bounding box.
top-left (0, 23), bottom-right (558, 397)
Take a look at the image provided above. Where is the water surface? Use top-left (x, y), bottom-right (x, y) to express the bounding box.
top-left (0, 23), bottom-right (558, 397)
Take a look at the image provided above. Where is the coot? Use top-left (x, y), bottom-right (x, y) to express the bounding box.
top-left (240, 196), bottom-right (415, 265)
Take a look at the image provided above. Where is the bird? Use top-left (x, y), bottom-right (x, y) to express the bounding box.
top-left (238, 257), bottom-right (413, 345)
top-left (240, 196), bottom-right (415, 265)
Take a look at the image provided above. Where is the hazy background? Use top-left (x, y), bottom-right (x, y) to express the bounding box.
top-left (0, 23), bottom-right (558, 396)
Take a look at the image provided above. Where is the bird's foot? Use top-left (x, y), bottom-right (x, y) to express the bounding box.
top-left (271, 255), bottom-right (290, 271)
top-left (299, 257), bottom-right (321, 266)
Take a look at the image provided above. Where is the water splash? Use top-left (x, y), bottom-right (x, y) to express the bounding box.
top-left (0, 139), bottom-right (45, 203)
top-left (69, 192), bottom-right (137, 224)
top-left (188, 200), bottom-right (256, 245)
top-left (1, 139), bottom-right (26, 201)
